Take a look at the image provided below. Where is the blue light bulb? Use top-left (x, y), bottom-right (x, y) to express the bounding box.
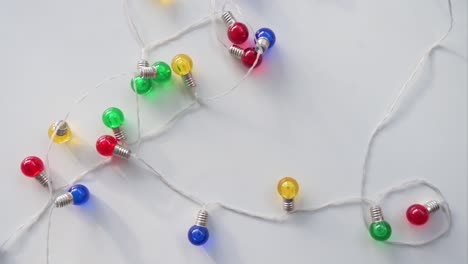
top-left (68, 184), bottom-right (90, 205)
top-left (188, 210), bottom-right (210, 246)
top-left (255, 28), bottom-right (276, 51)
top-left (188, 225), bottom-right (209, 246)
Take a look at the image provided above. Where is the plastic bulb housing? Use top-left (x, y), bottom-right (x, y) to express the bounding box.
top-left (241, 47), bottom-right (262, 68)
top-left (20, 156), bottom-right (49, 187)
top-left (277, 177), bottom-right (299, 212)
top-left (171, 54), bottom-right (193, 76)
top-left (131, 76), bottom-right (153, 94)
top-left (102, 107), bottom-right (125, 129)
top-left (406, 204), bottom-right (429, 225)
top-left (96, 135), bottom-right (117, 156)
top-left (188, 225), bottom-right (209, 246)
top-left (20, 156), bottom-right (44, 177)
top-left (406, 201), bottom-right (440, 226)
top-left (48, 121), bottom-right (72, 144)
top-left (153, 61), bottom-right (172, 83)
top-left (228, 22), bottom-right (249, 44)
top-left (55, 184), bottom-right (90, 207)
top-left (229, 45), bottom-right (263, 68)
top-left (69, 184), bottom-right (90, 205)
top-left (277, 177), bottom-right (299, 200)
top-left (255, 28), bottom-right (276, 53)
top-left (95, 135), bottom-right (131, 159)
top-left (369, 206), bottom-right (392, 241)
top-left (188, 210), bottom-right (209, 246)
top-left (171, 54), bottom-right (196, 88)
top-left (369, 221), bottom-right (392, 241)
top-left (255, 28), bottom-right (276, 47)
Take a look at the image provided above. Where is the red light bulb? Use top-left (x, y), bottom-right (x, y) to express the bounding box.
top-left (96, 135), bottom-right (118, 156)
top-left (96, 135), bottom-right (131, 159)
top-left (20, 156), bottom-right (49, 187)
top-left (406, 204), bottom-right (430, 225)
top-left (406, 201), bottom-right (440, 226)
top-left (228, 22), bottom-right (249, 44)
top-left (21, 156), bottom-right (44, 177)
top-left (241, 47), bottom-right (263, 68)
top-left (229, 45), bottom-right (263, 68)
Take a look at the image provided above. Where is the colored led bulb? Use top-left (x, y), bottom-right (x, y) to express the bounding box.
top-left (48, 120), bottom-right (71, 144)
top-left (228, 22), bottom-right (249, 44)
top-left (20, 156), bottom-right (49, 187)
top-left (188, 210), bottom-right (209, 246)
top-left (96, 135), bottom-right (131, 159)
top-left (55, 184), bottom-right (90, 207)
top-left (171, 54), bottom-right (196, 88)
top-left (277, 177), bottom-right (299, 212)
top-left (369, 206), bottom-right (392, 241)
top-left (222, 11), bottom-right (249, 44)
top-left (153, 61), bottom-right (172, 83)
top-left (131, 76), bottom-right (153, 95)
top-left (406, 200), bottom-right (440, 226)
top-left (255, 28), bottom-right (276, 53)
top-left (102, 107), bottom-right (127, 142)
top-left (229, 45), bottom-right (263, 68)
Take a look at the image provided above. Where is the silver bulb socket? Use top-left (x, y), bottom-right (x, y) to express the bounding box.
top-left (182, 73), bottom-right (196, 88)
top-left (52, 120), bottom-right (69, 137)
top-left (229, 45), bottom-right (244, 59)
top-left (425, 200), bottom-right (440, 213)
top-left (55, 192), bottom-right (74, 208)
top-left (139, 66), bottom-right (157, 79)
top-left (222, 11), bottom-right (236, 27)
top-left (113, 144), bottom-right (131, 159)
top-left (112, 127), bottom-right (127, 142)
top-left (283, 199), bottom-right (294, 212)
top-left (35, 172), bottom-right (49, 188)
top-left (370, 206), bottom-right (384, 223)
top-left (195, 210), bottom-right (208, 227)
top-left (137, 60), bottom-right (149, 70)
top-left (255, 37), bottom-right (270, 54)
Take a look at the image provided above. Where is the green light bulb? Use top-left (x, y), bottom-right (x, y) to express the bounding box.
top-left (369, 221), bottom-right (392, 241)
top-left (153, 61), bottom-right (172, 83)
top-left (131, 77), bottom-right (153, 94)
top-left (102, 107), bottom-right (125, 129)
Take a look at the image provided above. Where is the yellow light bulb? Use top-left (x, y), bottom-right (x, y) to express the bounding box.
top-left (277, 177), bottom-right (299, 200)
top-left (171, 54), bottom-right (196, 88)
top-left (48, 121), bottom-right (71, 144)
top-left (171, 54), bottom-right (193, 76)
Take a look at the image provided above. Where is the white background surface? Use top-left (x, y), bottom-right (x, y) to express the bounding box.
top-left (0, 0), bottom-right (466, 263)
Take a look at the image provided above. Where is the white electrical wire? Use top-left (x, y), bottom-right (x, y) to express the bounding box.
top-left (359, 0), bottom-right (454, 241)
top-left (0, 0), bottom-right (457, 261)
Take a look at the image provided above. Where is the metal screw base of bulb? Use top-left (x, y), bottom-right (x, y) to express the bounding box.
top-left (370, 206), bottom-right (384, 222)
top-left (229, 45), bottom-right (244, 59)
top-left (182, 73), bottom-right (196, 88)
top-left (35, 172), bottom-right (49, 188)
top-left (425, 200), bottom-right (440, 213)
top-left (195, 210), bottom-right (208, 227)
top-left (283, 199), bottom-right (294, 212)
top-left (55, 192), bottom-right (74, 208)
top-left (255, 37), bottom-right (270, 54)
top-left (112, 127), bottom-right (127, 142)
top-left (139, 66), bottom-right (157, 79)
top-left (137, 60), bottom-right (149, 70)
top-left (113, 145), bottom-right (131, 159)
top-left (52, 120), bottom-right (69, 137)
top-left (222, 11), bottom-right (236, 27)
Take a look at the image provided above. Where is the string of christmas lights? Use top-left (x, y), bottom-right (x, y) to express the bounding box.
top-left (0, 0), bottom-right (456, 262)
